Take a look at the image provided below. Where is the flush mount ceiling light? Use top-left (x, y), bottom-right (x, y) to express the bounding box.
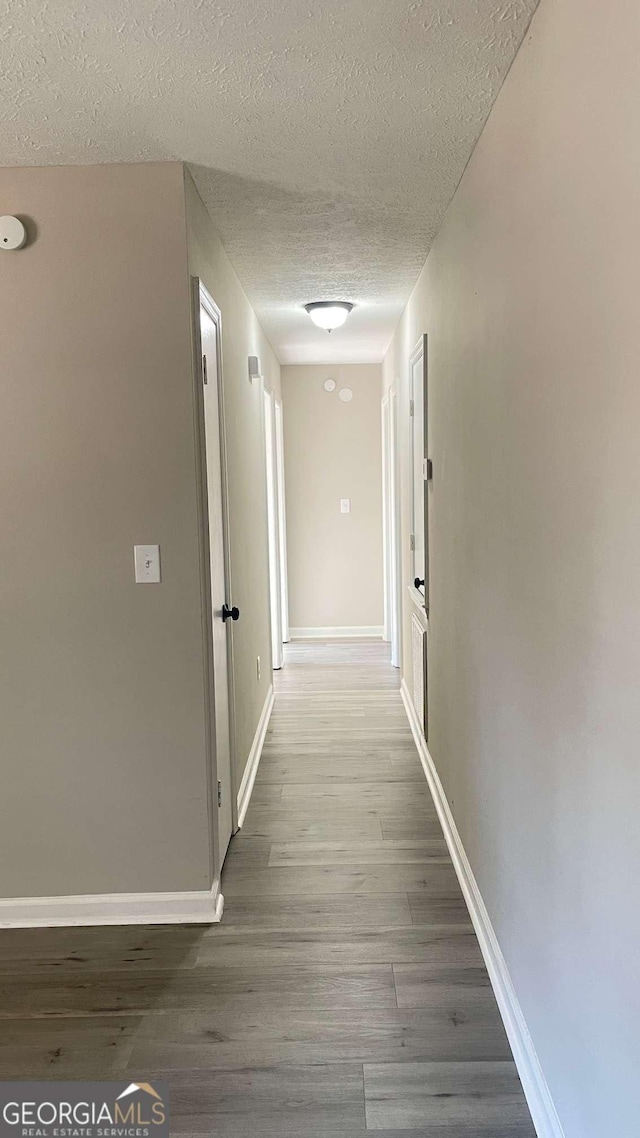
top-left (304, 301), bottom-right (354, 332)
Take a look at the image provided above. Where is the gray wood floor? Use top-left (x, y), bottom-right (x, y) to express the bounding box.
top-left (0, 639), bottom-right (535, 1136)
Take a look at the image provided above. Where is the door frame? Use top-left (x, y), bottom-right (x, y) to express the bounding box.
top-left (409, 334), bottom-right (429, 612)
top-left (191, 277), bottom-right (239, 889)
top-left (274, 398), bottom-right (290, 645)
top-left (263, 387), bottom-right (285, 669)
top-left (382, 386), bottom-right (401, 668)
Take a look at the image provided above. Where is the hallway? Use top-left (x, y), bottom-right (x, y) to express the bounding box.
top-left (0, 640), bottom-right (535, 1134)
top-left (208, 638), bottom-right (535, 1134)
top-left (2, 3), bottom-right (638, 1132)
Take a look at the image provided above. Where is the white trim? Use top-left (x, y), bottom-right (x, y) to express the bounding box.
top-left (408, 582), bottom-right (428, 616)
top-left (382, 394), bottom-right (391, 644)
top-left (0, 881), bottom-right (224, 930)
top-left (401, 679), bottom-right (565, 1138)
top-left (237, 683), bottom-right (275, 828)
top-left (263, 388), bottom-right (284, 670)
top-left (274, 399), bottom-right (290, 645)
top-left (290, 626), bottom-right (384, 639)
top-left (409, 334), bottom-right (428, 594)
top-left (192, 278), bottom-right (239, 859)
top-left (386, 387), bottom-right (402, 668)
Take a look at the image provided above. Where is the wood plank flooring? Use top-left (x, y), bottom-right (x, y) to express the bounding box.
top-left (0, 639), bottom-right (535, 1135)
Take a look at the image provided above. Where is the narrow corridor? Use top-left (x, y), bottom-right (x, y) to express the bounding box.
top-left (0, 641), bottom-right (535, 1135)
top-left (182, 639), bottom-right (536, 1134)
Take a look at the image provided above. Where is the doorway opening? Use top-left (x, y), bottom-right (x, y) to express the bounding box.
top-left (193, 279), bottom-right (238, 881)
top-left (382, 386), bottom-right (401, 669)
top-left (263, 388), bottom-right (289, 670)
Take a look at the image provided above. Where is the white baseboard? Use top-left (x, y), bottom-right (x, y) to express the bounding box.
top-left (400, 679), bottom-right (564, 1138)
top-left (290, 626), bottom-right (384, 639)
top-left (237, 683), bottom-right (274, 828)
top-left (0, 880), bottom-right (224, 930)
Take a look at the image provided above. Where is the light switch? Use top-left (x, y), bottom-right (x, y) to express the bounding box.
top-left (340, 498), bottom-right (351, 514)
top-left (134, 545), bottom-right (161, 583)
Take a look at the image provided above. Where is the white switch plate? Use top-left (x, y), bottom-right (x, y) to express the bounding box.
top-left (340, 498), bottom-right (351, 514)
top-left (134, 544), bottom-right (161, 583)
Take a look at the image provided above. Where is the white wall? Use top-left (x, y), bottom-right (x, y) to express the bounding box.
top-left (0, 161), bottom-right (280, 901)
top-left (185, 169), bottom-right (281, 792)
top-left (383, 2), bottom-right (640, 1136)
top-left (0, 163), bottom-right (211, 896)
top-left (282, 363), bottom-right (383, 634)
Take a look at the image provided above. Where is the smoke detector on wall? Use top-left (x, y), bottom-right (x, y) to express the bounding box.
top-left (0, 216), bottom-right (27, 250)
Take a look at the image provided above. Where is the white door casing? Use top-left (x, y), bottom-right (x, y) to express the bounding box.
top-left (274, 399), bottom-right (290, 645)
top-left (382, 388), bottom-right (401, 669)
top-left (263, 388), bottom-right (284, 669)
top-left (194, 280), bottom-right (236, 874)
top-left (409, 335), bottom-right (429, 609)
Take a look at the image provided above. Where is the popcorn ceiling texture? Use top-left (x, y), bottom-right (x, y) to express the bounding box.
top-left (0, 0), bottom-right (538, 362)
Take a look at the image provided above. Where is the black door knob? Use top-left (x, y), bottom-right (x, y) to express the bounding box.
top-left (222, 603), bottom-right (240, 622)
top-left (414, 577), bottom-right (425, 589)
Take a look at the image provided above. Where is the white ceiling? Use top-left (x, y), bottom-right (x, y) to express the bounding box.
top-left (1, 0), bottom-right (538, 363)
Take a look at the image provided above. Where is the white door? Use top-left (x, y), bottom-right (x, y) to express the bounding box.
top-left (274, 400), bottom-right (290, 645)
top-left (199, 295), bottom-right (234, 867)
top-left (382, 388), bottom-right (401, 669)
top-left (263, 389), bottom-right (284, 669)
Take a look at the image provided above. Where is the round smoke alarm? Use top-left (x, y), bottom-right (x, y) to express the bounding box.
top-left (323, 378), bottom-right (336, 392)
top-left (0, 216), bottom-right (27, 250)
top-left (339, 387), bottom-right (353, 403)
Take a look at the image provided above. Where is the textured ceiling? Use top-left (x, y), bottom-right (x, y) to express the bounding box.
top-left (1, 0), bottom-right (538, 363)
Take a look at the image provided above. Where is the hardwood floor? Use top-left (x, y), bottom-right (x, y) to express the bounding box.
top-left (0, 639), bottom-right (535, 1135)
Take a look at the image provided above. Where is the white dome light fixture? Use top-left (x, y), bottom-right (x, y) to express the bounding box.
top-left (304, 301), bottom-right (354, 332)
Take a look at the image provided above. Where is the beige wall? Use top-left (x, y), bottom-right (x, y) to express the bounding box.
top-left (184, 169), bottom-right (280, 791)
top-left (0, 162), bottom-right (279, 899)
top-left (282, 364), bottom-right (383, 632)
top-left (383, 2), bottom-right (640, 1135)
top-left (0, 163), bottom-right (211, 896)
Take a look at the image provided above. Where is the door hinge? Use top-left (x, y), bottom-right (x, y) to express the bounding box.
top-left (217, 780), bottom-right (222, 807)
top-left (423, 458), bottom-right (433, 481)
top-left (202, 354), bottom-right (208, 385)
top-left (410, 534), bottom-right (415, 552)
top-left (409, 399), bottom-right (414, 417)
